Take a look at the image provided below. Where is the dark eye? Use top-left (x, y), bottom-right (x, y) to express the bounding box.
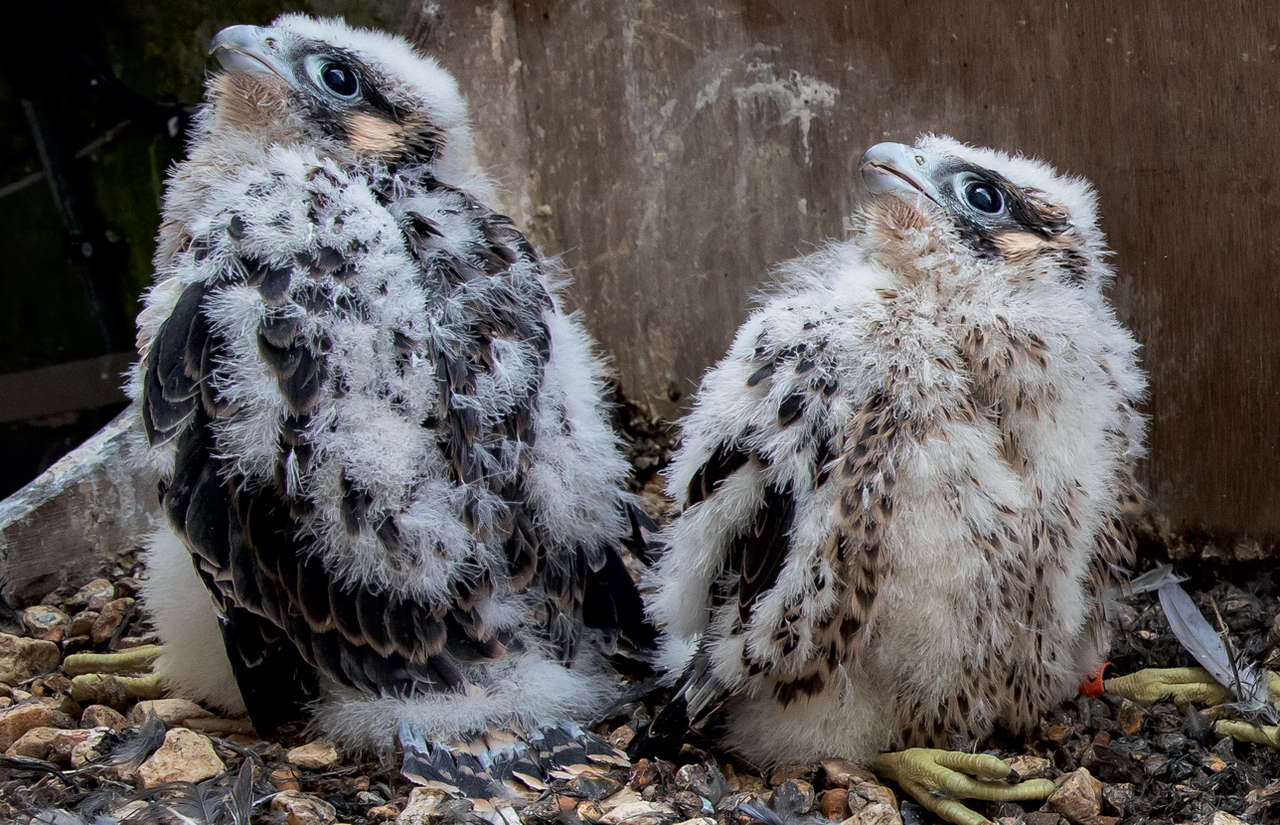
top-left (321, 63), bottom-right (358, 97)
top-left (963, 180), bottom-right (1003, 214)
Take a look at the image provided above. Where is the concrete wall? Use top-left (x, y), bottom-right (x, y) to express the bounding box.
top-left (4, 1), bottom-right (1277, 552)
top-left (432, 1), bottom-right (1280, 548)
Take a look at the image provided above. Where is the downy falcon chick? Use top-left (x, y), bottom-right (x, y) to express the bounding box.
top-left (124, 15), bottom-right (653, 794)
top-left (645, 136), bottom-right (1146, 824)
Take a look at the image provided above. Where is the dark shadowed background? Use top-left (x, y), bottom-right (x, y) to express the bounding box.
top-left (1, 1), bottom-right (1276, 556)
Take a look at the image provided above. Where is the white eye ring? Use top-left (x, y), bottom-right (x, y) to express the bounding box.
top-left (305, 55), bottom-right (360, 98)
top-left (957, 175), bottom-right (1004, 215)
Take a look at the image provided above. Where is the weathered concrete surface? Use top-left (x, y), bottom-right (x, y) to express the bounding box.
top-left (420, 1), bottom-right (1280, 546)
top-left (4, 0), bottom-right (1279, 599)
top-left (0, 408), bottom-right (158, 604)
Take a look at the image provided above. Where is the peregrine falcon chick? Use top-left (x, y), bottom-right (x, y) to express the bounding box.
top-left (645, 136), bottom-right (1146, 824)
top-left (116, 15), bottom-right (653, 796)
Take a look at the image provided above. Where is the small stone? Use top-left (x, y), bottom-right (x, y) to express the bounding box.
top-left (821, 788), bottom-right (850, 819)
top-left (136, 728), bottom-right (225, 787)
top-left (286, 738), bottom-right (341, 770)
top-left (1116, 700), bottom-right (1145, 736)
top-left (599, 800), bottom-right (678, 825)
top-left (71, 731), bottom-right (111, 767)
top-left (1100, 782), bottom-right (1135, 816)
top-left (768, 763), bottom-right (812, 785)
top-left (773, 779), bottom-right (815, 814)
top-left (395, 788), bottom-right (445, 825)
top-left (22, 606), bottom-right (69, 642)
top-left (1203, 813), bottom-right (1247, 825)
top-left (840, 803), bottom-right (902, 825)
top-left (1045, 768), bottom-right (1101, 824)
top-left (568, 770), bottom-right (624, 801)
top-left (1045, 721), bottom-right (1069, 742)
top-left (672, 820), bottom-right (714, 825)
top-left (733, 773), bottom-right (767, 792)
top-left (600, 788), bottom-right (644, 813)
top-left (1007, 754), bottom-right (1055, 780)
top-left (113, 577), bottom-right (141, 598)
top-left (671, 791), bottom-right (706, 818)
top-left (368, 802), bottom-right (403, 820)
top-left (68, 612), bottom-right (99, 637)
top-left (609, 723), bottom-right (636, 750)
top-left (674, 763), bottom-right (717, 798)
top-left (578, 800), bottom-right (607, 822)
top-left (6, 726), bottom-right (103, 763)
top-left (822, 758), bottom-right (875, 789)
top-left (631, 758), bottom-right (662, 789)
top-left (66, 579), bottom-right (115, 613)
top-left (524, 795), bottom-right (579, 821)
top-left (0, 633), bottom-right (61, 685)
top-left (0, 702), bottom-right (72, 750)
top-left (90, 598), bottom-right (135, 644)
top-left (271, 790), bottom-right (337, 825)
top-left (1024, 814), bottom-right (1065, 825)
top-left (846, 780), bottom-right (897, 812)
top-left (128, 697), bottom-right (214, 727)
top-left (272, 764), bottom-right (302, 792)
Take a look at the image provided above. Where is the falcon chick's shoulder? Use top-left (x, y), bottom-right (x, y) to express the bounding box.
top-left (647, 135), bottom-right (1145, 818)
top-left (129, 14), bottom-right (653, 793)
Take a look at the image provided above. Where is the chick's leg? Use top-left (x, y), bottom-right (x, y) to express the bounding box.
top-left (63, 645), bottom-right (166, 702)
top-left (871, 749), bottom-right (1054, 825)
top-left (1106, 667), bottom-right (1280, 747)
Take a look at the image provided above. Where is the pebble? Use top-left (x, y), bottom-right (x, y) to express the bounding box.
top-left (609, 723), bottom-right (636, 750)
top-left (0, 702), bottom-right (73, 750)
top-left (90, 597), bottom-right (135, 643)
top-left (271, 789), bottom-right (338, 825)
top-left (773, 779), bottom-right (815, 814)
top-left (1101, 782), bottom-right (1135, 816)
top-left (271, 764), bottom-right (303, 792)
top-left (1023, 813), bottom-right (1066, 825)
top-left (395, 788), bottom-right (444, 824)
top-left (599, 800), bottom-right (679, 825)
top-left (1203, 813), bottom-right (1248, 825)
top-left (1045, 767), bottom-right (1101, 823)
top-left (1007, 754), bottom-right (1055, 780)
top-left (22, 606), bottom-right (69, 642)
top-left (5, 726), bottom-right (103, 762)
top-left (286, 738), bottom-right (342, 770)
top-left (568, 770), bottom-right (624, 801)
top-left (821, 788), bottom-right (850, 819)
top-left (768, 763), bottom-right (811, 785)
top-left (65, 579), bottom-right (115, 613)
top-left (68, 611), bottom-right (99, 637)
top-left (840, 803), bottom-right (902, 825)
top-left (822, 757), bottom-right (876, 789)
top-left (600, 788), bottom-right (644, 812)
top-left (846, 780), bottom-right (897, 812)
top-left (135, 728), bottom-right (226, 787)
top-left (0, 632), bottom-right (61, 685)
top-left (127, 697), bottom-right (214, 726)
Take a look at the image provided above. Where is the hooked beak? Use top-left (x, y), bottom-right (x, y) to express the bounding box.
top-left (859, 142), bottom-right (942, 205)
top-left (210, 25), bottom-right (290, 81)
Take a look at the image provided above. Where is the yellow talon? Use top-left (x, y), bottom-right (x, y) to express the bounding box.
top-left (64, 644), bottom-right (167, 703)
top-left (871, 748), bottom-right (1054, 825)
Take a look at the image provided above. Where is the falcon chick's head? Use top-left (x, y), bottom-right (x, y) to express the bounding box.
top-left (207, 15), bottom-right (473, 171)
top-left (858, 135), bottom-right (1108, 288)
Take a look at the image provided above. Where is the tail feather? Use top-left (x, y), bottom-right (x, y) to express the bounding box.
top-left (399, 721), bottom-right (631, 801)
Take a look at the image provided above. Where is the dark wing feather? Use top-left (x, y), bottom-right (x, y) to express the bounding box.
top-left (147, 172), bottom-right (655, 736)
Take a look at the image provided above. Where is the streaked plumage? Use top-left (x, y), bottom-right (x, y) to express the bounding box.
top-left (130, 14), bottom-right (652, 792)
top-left (647, 135), bottom-right (1146, 766)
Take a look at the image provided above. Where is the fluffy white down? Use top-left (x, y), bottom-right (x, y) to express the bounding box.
top-left (129, 17), bottom-right (639, 752)
top-left (649, 136), bottom-right (1146, 766)
top-left (138, 528), bottom-right (246, 714)
top-left (312, 649), bottom-right (618, 757)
